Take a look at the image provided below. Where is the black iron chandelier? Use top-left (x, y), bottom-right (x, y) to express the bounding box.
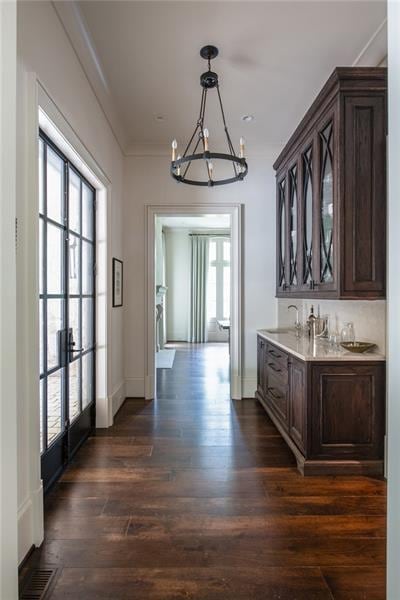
top-left (170, 45), bottom-right (248, 187)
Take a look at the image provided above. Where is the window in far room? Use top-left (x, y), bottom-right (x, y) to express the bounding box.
top-left (207, 237), bottom-right (230, 322)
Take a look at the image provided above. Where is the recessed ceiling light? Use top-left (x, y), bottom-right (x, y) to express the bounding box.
top-left (155, 115), bottom-right (165, 122)
top-left (242, 114), bottom-right (255, 122)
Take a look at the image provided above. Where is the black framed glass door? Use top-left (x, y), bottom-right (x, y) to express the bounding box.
top-left (39, 130), bottom-right (96, 492)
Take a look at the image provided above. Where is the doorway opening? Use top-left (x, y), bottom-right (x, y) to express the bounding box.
top-left (156, 215), bottom-right (231, 401)
top-left (146, 205), bottom-right (242, 401)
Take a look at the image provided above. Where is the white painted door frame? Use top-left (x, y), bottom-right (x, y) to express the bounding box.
top-left (145, 204), bottom-right (242, 400)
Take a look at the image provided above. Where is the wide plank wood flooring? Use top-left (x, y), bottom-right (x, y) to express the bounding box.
top-left (22, 343), bottom-right (386, 598)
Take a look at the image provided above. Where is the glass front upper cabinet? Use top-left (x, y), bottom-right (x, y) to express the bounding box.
top-left (277, 177), bottom-right (287, 291)
top-left (319, 120), bottom-right (334, 284)
top-left (302, 146), bottom-right (313, 287)
top-left (288, 164), bottom-right (298, 287)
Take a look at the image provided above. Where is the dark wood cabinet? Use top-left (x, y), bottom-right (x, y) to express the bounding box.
top-left (256, 335), bottom-right (385, 475)
top-left (274, 68), bottom-right (387, 299)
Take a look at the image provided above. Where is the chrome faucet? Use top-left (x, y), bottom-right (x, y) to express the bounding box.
top-left (288, 304), bottom-right (302, 337)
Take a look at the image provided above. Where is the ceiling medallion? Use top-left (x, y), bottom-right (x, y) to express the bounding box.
top-left (170, 45), bottom-right (248, 187)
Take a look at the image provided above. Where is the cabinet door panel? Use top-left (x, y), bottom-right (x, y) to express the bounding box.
top-left (289, 358), bottom-right (307, 453)
top-left (343, 96), bottom-right (386, 296)
top-left (266, 372), bottom-right (289, 427)
top-left (310, 363), bottom-right (385, 460)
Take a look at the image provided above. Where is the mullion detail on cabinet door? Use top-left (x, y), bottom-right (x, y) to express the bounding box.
top-left (319, 121), bottom-right (334, 283)
top-left (289, 164), bottom-right (298, 286)
top-left (278, 177), bottom-right (287, 289)
top-left (302, 146), bottom-right (313, 286)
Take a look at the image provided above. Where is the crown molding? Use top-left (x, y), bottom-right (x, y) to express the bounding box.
top-left (52, 0), bottom-right (128, 154)
top-left (352, 18), bottom-right (387, 67)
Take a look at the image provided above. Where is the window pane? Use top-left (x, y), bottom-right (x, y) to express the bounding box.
top-left (39, 299), bottom-right (44, 375)
top-left (39, 139), bottom-right (44, 214)
top-left (40, 379), bottom-right (44, 454)
top-left (223, 265), bottom-right (230, 319)
top-left (47, 147), bottom-right (64, 224)
top-left (69, 234), bottom-right (80, 295)
top-left (39, 218), bottom-right (44, 294)
top-left (82, 241), bottom-right (93, 295)
top-left (207, 264), bottom-right (216, 320)
top-left (82, 353), bottom-right (93, 409)
top-left (47, 224), bottom-right (63, 294)
top-left (47, 369), bottom-right (63, 446)
top-left (209, 240), bottom-right (216, 262)
top-left (47, 299), bottom-right (62, 370)
top-left (69, 297), bottom-right (80, 349)
top-left (82, 183), bottom-right (94, 240)
top-left (223, 240), bottom-right (230, 262)
top-left (69, 358), bottom-right (81, 422)
top-left (69, 169), bottom-right (81, 234)
top-left (82, 298), bottom-right (94, 349)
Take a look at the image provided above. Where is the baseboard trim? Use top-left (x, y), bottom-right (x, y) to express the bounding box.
top-left (18, 481), bottom-right (43, 565)
top-left (126, 377), bottom-right (145, 398)
top-left (111, 380), bottom-right (126, 418)
top-left (242, 376), bottom-right (257, 399)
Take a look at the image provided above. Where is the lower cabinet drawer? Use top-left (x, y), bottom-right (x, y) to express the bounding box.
top-left (266, 373), bottom-right (289, 425)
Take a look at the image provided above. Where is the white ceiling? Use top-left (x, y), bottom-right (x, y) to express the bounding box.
top-left (159, 214), bottom-right (231, 229)
top-left (55, 1), bottom-right (387, 154)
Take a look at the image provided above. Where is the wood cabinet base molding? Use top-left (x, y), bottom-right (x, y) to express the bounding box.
top-left (257, 335), bottom-right (385, 476)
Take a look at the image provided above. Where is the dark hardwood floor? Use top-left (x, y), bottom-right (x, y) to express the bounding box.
top-left (22, 343), bottom-right (386, 599)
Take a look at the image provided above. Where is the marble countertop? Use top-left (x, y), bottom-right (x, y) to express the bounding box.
top-left (257, 329), bottom-right (385, 362)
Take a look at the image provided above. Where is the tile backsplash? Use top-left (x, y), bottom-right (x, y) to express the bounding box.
top-left (277, 298), bottom-right (386, 354)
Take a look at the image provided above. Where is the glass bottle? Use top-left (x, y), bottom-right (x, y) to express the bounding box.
top-left (341, 322), bottom-right (355, 344)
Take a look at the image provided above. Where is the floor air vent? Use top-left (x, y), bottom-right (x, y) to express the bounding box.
top-left (20, 569), bottom-right (57, 600)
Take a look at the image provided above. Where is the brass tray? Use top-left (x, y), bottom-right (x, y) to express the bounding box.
top-left (340, 341), bottom-right (376, 354)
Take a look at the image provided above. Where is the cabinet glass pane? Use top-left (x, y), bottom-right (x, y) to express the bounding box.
top-left (46, 147), bottom-right (64, 224)
top-left (47, 369), bottom-right (63, 446)
top-left (289, 165), bottom-right (298, 285)
top-left (320, 122), bottom-right (334, 283)
top-left (278, 179), bottom-right (286, 287)
top-left (302, 147), bottom-right (313, 285)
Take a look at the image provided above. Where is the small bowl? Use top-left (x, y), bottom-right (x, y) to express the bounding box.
top-left (340, 341), bottom-right (376, 354)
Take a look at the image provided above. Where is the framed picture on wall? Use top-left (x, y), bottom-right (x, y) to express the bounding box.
top-left (112, 258), bottom-right (123, 307)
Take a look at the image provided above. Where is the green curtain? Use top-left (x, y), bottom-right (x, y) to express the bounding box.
top-left (189, 235), bottom-right (209, 343)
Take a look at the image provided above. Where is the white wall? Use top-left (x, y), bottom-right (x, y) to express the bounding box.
top-left (123, 152), bottom-right (278, 398)
top-left (0, 1), bottom-right (19, 596)
top-left (165, 228), bottom-right (191, 341)
top-left (16, 0), bottom-right (125, 564)
top-left (387, 2), bottom-right (400, 597)
top-left (277, 298), bottom-right (386, 353)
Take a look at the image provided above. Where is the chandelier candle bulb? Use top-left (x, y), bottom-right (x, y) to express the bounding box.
top-left (239, 137), bottom-right (245, 158)
top-left (209, 161), bottom-right (213, 177)
top-left (203, 128), bottom-right (209, 151)
top-left (171, 139), bottom-right (177, 161)
top-left (176, 155), bottom-right (181, 176)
